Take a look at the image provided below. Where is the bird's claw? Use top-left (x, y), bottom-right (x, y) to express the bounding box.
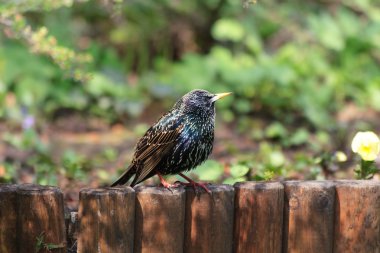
top-left (160, 181), bottom-right (176, 193)
top-left (173, 181), bottom-right (212, 195)
top-left (160, 181), bottom-right (190, 194)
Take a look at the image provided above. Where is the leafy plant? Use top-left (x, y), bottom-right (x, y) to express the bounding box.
top-left (192, 160), bottom-right (224, 181)
top-left (35, 232), bottom-right (65, 253)
top-left (2, 0), bottom-right (380, 185)
top-left (223, 164), bottom-right (250, 184)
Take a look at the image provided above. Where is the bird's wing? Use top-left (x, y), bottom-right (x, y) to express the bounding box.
top-left (131, 114), bottom-right (183, 185)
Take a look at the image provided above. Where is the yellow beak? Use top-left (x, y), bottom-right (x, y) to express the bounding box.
top-left (211, 92), bottom-right (232, 102)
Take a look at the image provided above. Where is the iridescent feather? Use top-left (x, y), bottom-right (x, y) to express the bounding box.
top-left (111, 89), bottom-right (229, 188)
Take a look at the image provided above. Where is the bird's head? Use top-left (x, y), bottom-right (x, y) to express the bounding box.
top-left (174, 89), bottom-right (232, 117)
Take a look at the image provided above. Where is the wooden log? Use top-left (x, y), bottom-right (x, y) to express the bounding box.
top-left (184, 184), bottom-right (234, 253)
top-left (78, 187), bottom-right (135, 253)
top-left (234, 181), bottom-right (284, 253)
top-left (334, 180), bottom-right (380, 253)
top-left (17, 184), bottom-right (66, 253)
top-left (134, 186), bottom-right (186, 253)
top-left (283, 181), bottom-right (335, 253)
top-left (0, 184), bottom-right (18, 253)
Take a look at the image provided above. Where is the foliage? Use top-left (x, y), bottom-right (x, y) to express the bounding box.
top-left (2, 0), bottom-right (380, 127)
top-left (0, 1), bottom-right (91, 81)
top-left (147, 0), bottom-right (380, 130)
top-left (223, 164), bottom-right (249, 184)
top-left (355, 160), bottom-right (378, 179)
top-left (192, 160), bottom-right (224, 181)
top-left (35, 232), bottom-right (65, 253)
top-left (1, 0), bottom-right (380, 185)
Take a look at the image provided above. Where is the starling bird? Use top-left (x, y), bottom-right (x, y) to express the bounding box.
top-left (111, 89), bottom-right (231, 193)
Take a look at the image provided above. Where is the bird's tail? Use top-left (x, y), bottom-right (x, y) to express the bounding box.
top-left (110, 165), bottom-right (136, 187)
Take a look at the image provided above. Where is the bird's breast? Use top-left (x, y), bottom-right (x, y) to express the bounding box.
top-left (169, 119), bottom-right (214, 168)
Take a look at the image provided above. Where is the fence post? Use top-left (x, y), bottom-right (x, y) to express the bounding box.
top-left (78, 187), bottom-right (135, 253)
top-left (17, 184), bottom-right (66, 253)
top-left (184, 184), bottom-right (234, 253)
top-left (0, 184), bottom-right (18, 253)
top-left (233, 181), bottom-right (284, 253)
top-left (134, 186), bottom-right (186, 253)
top-left (334, 180), bottom-right (380, 253)
top-left (282, 181), bottom-right (335, 253)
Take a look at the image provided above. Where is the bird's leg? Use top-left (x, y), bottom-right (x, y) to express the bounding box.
top-left (176, 172), bottom-right (212, 194)
top-left (157, 172), bottom-right (175, 191)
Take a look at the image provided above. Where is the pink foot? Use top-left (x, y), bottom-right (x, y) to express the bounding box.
top-left (157, 172), bottom-right (176, 192)
top-left (175, 181), bottom-right (212, 194)
top-left (160, 180), bottom-right (176, 189)
top-left (176, 172), bottom-right (212, 194)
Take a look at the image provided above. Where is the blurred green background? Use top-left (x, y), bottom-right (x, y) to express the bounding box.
top-left (1, 0), bottom-right (380, 201)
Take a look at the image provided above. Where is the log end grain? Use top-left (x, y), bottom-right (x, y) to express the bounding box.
top-left (0, 184), bottom-right (19, 253)
top-left (184, 184), bottom-right (234, 253)
top-left (17, 184), bottom-right (66, 253)
top-left (283, 181), bottom-right (335, 253)
top-left (78, 186), bottom-right (135, 253)
top-left (134, 185), bottom-right (186, 253)
top-left (234, 181), bottom-right (284, 253)
top-left (334, 180), bottom-right (380, 253)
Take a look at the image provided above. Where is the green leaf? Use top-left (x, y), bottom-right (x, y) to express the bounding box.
top-left (245, 34), bottom-right (262, 53)
top-left (368, 83), bottom-right (380, 111)
top-left (15, 77), bottom-right (49, 107)
top-left (234, 99), bottom-right (251, 114)
top-left (265, 122), bottom-right (288, 139)
top-left (336, 8), bottom-right (361, 37)
top-left (223, 177), bottom-right (245, 185)
top-left (309, 13), bottom-right (345, 51)
top-left (212, 19), bottom-right (245, 42)
top-left (288, 128), bottom-right (310, 146)
top-left (193, 160), bottom-right (223, 181)
top-left (269, 151), bottom-right (286, 167)
top-left (230, 164), bottom-right (249, 178)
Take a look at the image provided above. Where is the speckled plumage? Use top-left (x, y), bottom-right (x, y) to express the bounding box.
top-left (111, 89), bottom-right (229, 188)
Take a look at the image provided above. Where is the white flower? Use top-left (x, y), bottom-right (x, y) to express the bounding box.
top-left (351, 131), bottom-right (380, 161)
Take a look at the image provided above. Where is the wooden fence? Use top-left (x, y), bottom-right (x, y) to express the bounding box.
top-left (1, 180), bottom-right (380, 253)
